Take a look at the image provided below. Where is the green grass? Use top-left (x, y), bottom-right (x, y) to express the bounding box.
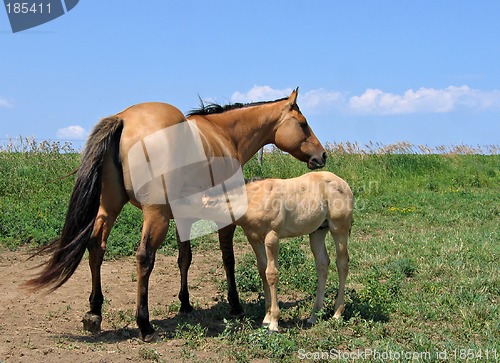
top-left (1, 140), bottom-right (499, 361)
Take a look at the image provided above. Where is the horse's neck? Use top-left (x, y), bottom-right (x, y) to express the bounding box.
top-left (204, 105), bottom-right (281, 164)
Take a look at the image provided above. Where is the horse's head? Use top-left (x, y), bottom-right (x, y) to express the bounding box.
top-left (273, 88), bottom-right (327, 169)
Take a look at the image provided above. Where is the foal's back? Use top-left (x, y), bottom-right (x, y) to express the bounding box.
top-left (240, 171), bottom-right (352, 238)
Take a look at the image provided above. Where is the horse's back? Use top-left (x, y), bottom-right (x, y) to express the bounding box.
top-left (118, 102), bottom-right (185, 137)
top-left (110, 102), bottom-right (187, 206)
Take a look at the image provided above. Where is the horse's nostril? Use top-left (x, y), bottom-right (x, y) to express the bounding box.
top-left (309, 154), bottom-right (326, 169)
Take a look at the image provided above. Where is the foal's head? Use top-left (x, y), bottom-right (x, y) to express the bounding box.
top-left (274, 88), bottom-right (327, 169)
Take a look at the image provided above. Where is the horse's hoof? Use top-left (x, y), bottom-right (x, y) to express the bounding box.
top-left (140, 331), bottom-right (157, 343)
top-left (82, 312), bottom-right (102, 334)
top-left (306, 316), bottom-right (317, 325)
top-left (138, 323), bottom-right (156, 342)
top-left (229, 307), bottom-right (245, 318)
top-left (179, 304), bottom-right (194, 314)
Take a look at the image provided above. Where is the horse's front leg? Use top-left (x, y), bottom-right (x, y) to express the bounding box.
top-left (176, 228), bottom-right (194, 313)
top-left (218, 224), bottom-right (244, 316)
top-left (307, 228), bottom-right (330, 324)
top-left (136, 207), bottom-right (169, 342)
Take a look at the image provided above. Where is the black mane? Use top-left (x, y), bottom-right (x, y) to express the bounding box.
top-left (186, 97), bottom-right (288, 117)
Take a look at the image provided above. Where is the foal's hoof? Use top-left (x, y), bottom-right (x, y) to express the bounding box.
top-left (262, 322), bottom-right (279, 333)
top-left (82, 312), bottom-right (102, 334)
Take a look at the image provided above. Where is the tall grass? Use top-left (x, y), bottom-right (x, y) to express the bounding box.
top-left (323, 140), bottom-right (500, 155)
top-left (1, 138), bottom-right (499, 361)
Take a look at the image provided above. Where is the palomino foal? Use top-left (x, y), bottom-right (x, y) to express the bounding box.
top-left (202, 171), bottom-right (353, 331)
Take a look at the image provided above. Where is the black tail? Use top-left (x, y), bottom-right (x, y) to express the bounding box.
top-left (25, 116), bottom-right (124, 291)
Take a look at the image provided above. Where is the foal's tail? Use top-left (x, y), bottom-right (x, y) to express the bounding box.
top-left (25, 116), bottom-right (124, 292)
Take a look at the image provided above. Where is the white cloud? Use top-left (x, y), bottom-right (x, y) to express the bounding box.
top-left (300, 88), bottom-right (346, 114)
top-left (231, 85), bottom-right (293, 103)
top-left (230, 85), bottom-right (344, 115)
top-left (347, 86), bottom-right (500, 115)
top-left (230, 85), bottom-right (500, 116)
top-left (0, 97), bottom-right (14, 108)
top-left (56, 125), bottom-right (87, 140)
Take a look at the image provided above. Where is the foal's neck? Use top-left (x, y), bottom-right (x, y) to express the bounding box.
top-left (211, 102), bottom-right (282, 164)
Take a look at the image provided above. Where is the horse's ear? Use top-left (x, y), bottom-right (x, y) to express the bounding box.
top-left (287, 87), bottom-right (299, 108)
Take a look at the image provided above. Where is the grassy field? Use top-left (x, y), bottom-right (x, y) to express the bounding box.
top-left (0, 140), bottom-right (499, 362)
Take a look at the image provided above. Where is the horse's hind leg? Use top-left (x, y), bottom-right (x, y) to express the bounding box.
top-left (136, 206), bottom-right (170, 342)
top-left (218, 224), bottom-right (244, 316)
top-left (83, 204), bottom-right (123, 332)
top-left (331, 228), bottom-right (349, 319)
top-left (307, 227), bottom-right (330, 324)
top-left (83, 157), bottom-right (127, 333)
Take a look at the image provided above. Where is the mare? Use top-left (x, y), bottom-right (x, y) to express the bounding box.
top-left (201, 171), bottom-right (353, 331)
top-left (25, 89), bottom-right (326, 341)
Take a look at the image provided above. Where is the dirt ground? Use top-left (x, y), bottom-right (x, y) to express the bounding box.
top-left (0, 245), bottom-right (253, 363)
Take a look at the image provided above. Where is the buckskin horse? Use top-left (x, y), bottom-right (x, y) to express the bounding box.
top-left (25, 88), bottom-right (326, 341)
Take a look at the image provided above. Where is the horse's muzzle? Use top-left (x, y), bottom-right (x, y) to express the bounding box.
top-left (308, 152), bottom-right (327, 169)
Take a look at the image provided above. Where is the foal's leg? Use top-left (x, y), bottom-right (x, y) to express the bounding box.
top-left (247, 238), bottom-right (271, 326)
top-left (307, 227), bottom-right (330, 324)
top-left (264, 231), bottom-right (280, 332)
top-left (218, 224), bottom-right (244, 316)
top-left (136, 206), bottom-right (170, 342)
top-left (331, 229), bottom-right (349, 319)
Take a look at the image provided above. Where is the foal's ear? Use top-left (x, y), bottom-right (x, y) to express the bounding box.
top-left (287, 87), bottom-right (299, 108)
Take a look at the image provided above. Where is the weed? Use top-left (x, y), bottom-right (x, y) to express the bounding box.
top-left (106, 309), bottom-right (135, 330)
top-left (174, 322), bottom-right (207, 349)
top-left (220, 318), bottom-right (298, 361)
top-left (233, 253), bottom-right (261, 293)
top-left (138, 347), bottom-right (163, 362)
top-left (386, 258), bottom-right (418, 278)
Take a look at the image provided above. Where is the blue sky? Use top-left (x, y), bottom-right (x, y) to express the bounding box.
top-left (1, 1), bottom-right (499, 150)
